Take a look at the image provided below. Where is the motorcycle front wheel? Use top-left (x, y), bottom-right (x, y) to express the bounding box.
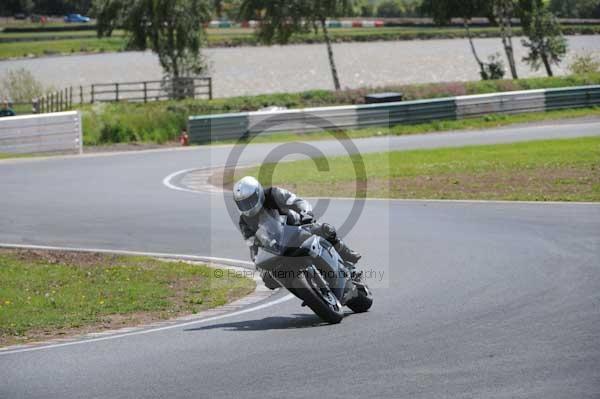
top-left (298, 268), bottom-right (344, 324)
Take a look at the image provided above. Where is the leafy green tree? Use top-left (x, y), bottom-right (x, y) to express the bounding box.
top-left (377, 0), bottom-right (421, 17)
top-left (520, 1), bottom-right (567, 76)
top-left (213, 0), bottom-right (224, 17)
top-left (221, 0), bottom-right (243, 19)
top-left (2, 0), bottom-right (95, 15)
top-left (240, 0), bottom-right (353, 91)
top-left (354, 0), bottom-right (375, 17)
top-left (377, 0), bottom-right (402, 17)
top-left (96, 0), bottom-right (211, 82)
top-left (549, 0), bottom-right (600, 18)
top-left (92, 0), bottom-right (124, 37)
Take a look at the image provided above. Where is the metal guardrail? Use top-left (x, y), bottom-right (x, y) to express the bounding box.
top-left (0, 111), bottom-right (82, 155)
top-left (188, 85), bottom-right (600, 144)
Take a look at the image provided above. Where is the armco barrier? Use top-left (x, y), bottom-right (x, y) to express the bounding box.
top-left (188, 85), bottom-right (600, 144)
top-left (0, 111), bottom-right (82, 154)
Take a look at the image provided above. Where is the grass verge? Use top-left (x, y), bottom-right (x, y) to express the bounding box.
top-left (0, 152), bottom-right (36, 160)
top-left (0, 249), bottom-right (255, 347)
top-left (236, 136), bottom-right (600, 202)
top-left (0, 37), bottom-right (125, 58)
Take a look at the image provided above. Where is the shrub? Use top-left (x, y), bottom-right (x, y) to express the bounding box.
top-left (481, 54), bottom-right (506, 81)
top-left (569, 53), bottom-right (600, 75)
top-left (0, 68), bottom-right (46, 102)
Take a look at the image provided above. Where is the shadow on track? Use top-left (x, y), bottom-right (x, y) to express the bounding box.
top-left (185, 313), bottom-right (351, 332)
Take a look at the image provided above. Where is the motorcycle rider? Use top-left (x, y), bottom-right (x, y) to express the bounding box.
top-left (233, 176), bottom-right (361, 289)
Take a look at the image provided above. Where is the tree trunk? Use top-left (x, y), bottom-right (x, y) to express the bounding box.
top-left (541, 52), bottom-right (553, 76)
top-left (320, 18), bottom-right (341, 91)
top-left (497, 2), bottom-right (519, 79)
top-left (464, 21), bottom-right (487, 78)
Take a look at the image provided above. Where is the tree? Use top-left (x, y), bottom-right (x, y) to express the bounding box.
top-left (421, 0), bottom-right (499, 80)
top-left (520, 1), bottom-right (567, 76)
top-left (377, 0), bottom-right (402, 17)
top-left (377, 0), bottom-right (422, 17)
top-left (549, 0), bottom-right (600, 19)
top-left (96, 0), bottom-right (210, 82)
top-left (354, 0), bottom-right (375, 17)
top-left (240, 0), bottom-right (353, 91)
top-left (492, 0), bottom-right (519, 79)
top-left (220, 0), bottom-right (243, 20)
top-left (213, 0), bottom-right (223, 17)
top-left (92, 0), bottom-right (124, 37)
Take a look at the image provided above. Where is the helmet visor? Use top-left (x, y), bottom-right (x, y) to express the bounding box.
top-left (236, 191), bottom-right (259, 212)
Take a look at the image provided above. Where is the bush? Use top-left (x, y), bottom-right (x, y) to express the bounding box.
top-left (0, 68), bottom-right (46, 102)
top-left (569, 53), bottom-right (600, 75)
top-left (481, 54), bottom-right (506, 80)
top-left (376, 0), bottom-right (423, 17)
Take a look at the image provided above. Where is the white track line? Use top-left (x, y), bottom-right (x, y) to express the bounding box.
top-left (163, 168), bottom-right (600, 206)
top-left (162, 168), bottom-right (206, 194)
top-left (0, 243), bottom-right (294, 355)
top-left (0, 243), bottom-right (253, 268)
top-left (0, 294), bottom-right (293, 356)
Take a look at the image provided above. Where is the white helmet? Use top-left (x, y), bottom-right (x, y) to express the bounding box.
top-left (233, 176), bottom-right (265, 217)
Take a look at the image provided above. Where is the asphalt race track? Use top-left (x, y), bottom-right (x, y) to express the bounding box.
top-left (1, 119), bottom-right (599, 398)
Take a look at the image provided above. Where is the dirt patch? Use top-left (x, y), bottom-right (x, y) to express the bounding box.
top-left (5, 248), bottom-right (118, 267)
top-left (208, 167), bottom-right (234, 191)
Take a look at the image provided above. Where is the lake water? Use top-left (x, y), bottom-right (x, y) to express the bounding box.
top-left (1, 36), bottom-right (599, 98)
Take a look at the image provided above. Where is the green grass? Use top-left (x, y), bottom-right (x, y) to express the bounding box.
top-left (80, 73), bottom-right (600, 145)
top-left (1, 24), bottom-right (599, 59)
top-left (239, 136), bottom-right (600, 202)
top-left (0, 250), bottom-right (255, 346)
top-left (0, 29), bottom-right (126, 39)
top-left (0, 37), bottom-right (126, 58)
top-left (0, 152), bottom-right (38, 160)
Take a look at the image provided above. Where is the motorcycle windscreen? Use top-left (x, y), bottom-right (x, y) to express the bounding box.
top-left (255, 211), bottom-right (286, 254)
top-left (255, 210), bottom-right (311, 256)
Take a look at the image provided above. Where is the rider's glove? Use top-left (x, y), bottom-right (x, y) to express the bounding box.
top-left (286, 210), bottom-right (301, 225)
top-left (320, 223), bottom-right (338, 242)
top-left (299, 209), bottom-right (314, 224)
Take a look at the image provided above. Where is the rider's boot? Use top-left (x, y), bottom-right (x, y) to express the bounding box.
top-left (334, 240), bottom-right (362, 265)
